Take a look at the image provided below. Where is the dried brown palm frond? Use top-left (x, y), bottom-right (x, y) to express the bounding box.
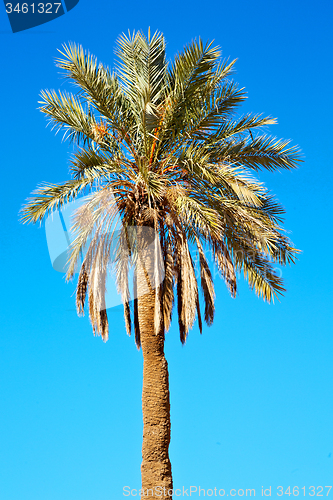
top-left (162, 242), bottom-right (174, 332)
top-left (195, 237), bottom-right (215, 326)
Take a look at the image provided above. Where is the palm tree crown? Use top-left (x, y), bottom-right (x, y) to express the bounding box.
top-left (21, 30), bottom-right (300, 345)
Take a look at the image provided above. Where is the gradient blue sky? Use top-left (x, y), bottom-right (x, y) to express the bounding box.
top-left (1, 0), bottom-right (333, 498)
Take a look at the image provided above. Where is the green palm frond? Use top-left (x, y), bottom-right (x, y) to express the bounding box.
top-left (168, 38), bottom-right (222, 100)
top-left (115, 30), bottom-right (167, 107)
top-left (56, 44), bottom-right (123, 119)
top-left (20, 177), bottom-right (95, 224)
top-left (222, 135), bottom-right (301, 171)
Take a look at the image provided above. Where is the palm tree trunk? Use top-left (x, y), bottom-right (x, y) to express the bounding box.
top-left (138, 279), bottom-right (173, 497)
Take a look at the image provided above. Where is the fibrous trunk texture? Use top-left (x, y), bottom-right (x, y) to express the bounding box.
top-left (137, 246), bottom-right (173, 498)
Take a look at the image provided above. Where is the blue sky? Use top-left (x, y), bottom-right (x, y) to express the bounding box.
top-left (1, 0), bottom-right (333, 498)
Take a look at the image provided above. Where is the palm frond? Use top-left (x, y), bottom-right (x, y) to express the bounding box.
top-left (39, 89), bottom-right (95, 145)
top-left (20, 177), bottom-right (95, 224)
top-left (162, 242), bottom-right (174, 332)
top-left (56, 43), bottom-right (128, 125)
top-left (223, 135), bottom-right (302, 171)
top-left (195, 237), bottom-right (215, 326)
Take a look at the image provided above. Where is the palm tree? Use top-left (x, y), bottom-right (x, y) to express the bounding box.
top-left (21, 30), bottom-right (300, 498)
